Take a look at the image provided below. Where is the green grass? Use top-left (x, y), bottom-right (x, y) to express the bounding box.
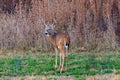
top-left (0, 52), bottom-right (120, 79)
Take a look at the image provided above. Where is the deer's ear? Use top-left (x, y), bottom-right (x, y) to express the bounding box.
top-left (51, 31), bottom-right (56, 36)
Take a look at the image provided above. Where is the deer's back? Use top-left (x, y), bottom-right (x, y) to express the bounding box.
top-left (55, 33), bottom-right (70, 49)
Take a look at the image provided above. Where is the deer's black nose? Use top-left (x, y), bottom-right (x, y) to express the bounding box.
top-left (44, 30), bottom-right (48, 35)
top-left (45, 32), bottom-right (48, 35)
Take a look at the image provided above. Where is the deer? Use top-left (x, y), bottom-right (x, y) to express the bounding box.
top-left (44, 21), bottom-right (70, 73)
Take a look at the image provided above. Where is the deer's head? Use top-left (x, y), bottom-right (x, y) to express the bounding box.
top-left (44, 22), bottom-right (56, 37)
top-left (44, 19), bottom-right (56, 36)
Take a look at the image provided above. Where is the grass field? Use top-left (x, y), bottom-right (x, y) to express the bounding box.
top-left (0, 50), bottom-right (120, 80)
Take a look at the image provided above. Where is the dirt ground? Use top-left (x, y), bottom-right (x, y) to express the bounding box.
top-left (86, 74), bottom-right (120, 80)
top-left (1, 76), bottom-right (75, 80)
top-left (1, 74), bottom-right (120, 80)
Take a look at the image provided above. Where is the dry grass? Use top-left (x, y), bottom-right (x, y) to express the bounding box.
top-left (0, 0), bottom-right (120, 51)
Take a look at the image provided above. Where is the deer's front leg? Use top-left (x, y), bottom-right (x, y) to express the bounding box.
top-left (54, 48), bottom-right (58, 69)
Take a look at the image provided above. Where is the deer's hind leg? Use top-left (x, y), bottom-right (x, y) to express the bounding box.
top-left (65, 46), bottom-right (68, 70)
top-left (60, 50), bottom-right (64, 73)
top-left (54, 48), bottom-right (58, 69)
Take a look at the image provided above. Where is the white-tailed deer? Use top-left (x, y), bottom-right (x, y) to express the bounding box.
top-left (44, 22), bottom-right (70, 73)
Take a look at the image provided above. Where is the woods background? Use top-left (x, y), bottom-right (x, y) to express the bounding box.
top-left (0, 0), bottom-right (120, 52)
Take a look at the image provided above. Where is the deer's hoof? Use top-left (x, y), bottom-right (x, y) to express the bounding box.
top-left (54, 65), bottom-right (58, 70)
top-left (60, 71), bottom-right (62, 74)
top-left (60, 69), bottom-right (63, 74)
top-left (65, 67), bottom-right (68, 71)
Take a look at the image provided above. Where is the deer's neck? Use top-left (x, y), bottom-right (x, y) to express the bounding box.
top-left (48, 34), bottom-right (57, 46)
